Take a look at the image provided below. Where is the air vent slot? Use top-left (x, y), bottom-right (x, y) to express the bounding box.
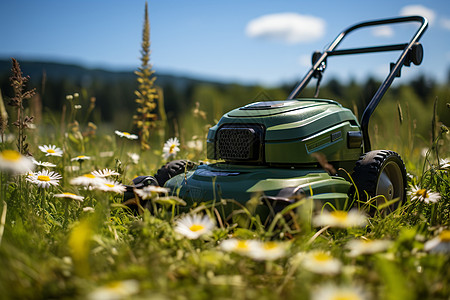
top-left (216, 124), bottom-right (264, 162)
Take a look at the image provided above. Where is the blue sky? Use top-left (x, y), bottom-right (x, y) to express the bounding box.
top-left (0, 0), bottom-right (449, 86)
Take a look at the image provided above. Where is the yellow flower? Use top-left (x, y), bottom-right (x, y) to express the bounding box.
top-left (38, 144), bottom-right (63, 157)
top-left (162, 137), bottom-right (180, 160)
top-left (313, 209), bottom-right (367, 228)
top-left (0, 149), bottom-right (34, 174)
top-left (174, 214), bottom-right (215, 239)
top-left (298, 250), bottom-right (342, 275)
top-left (424, 230), bottom-right (450, 253)
top-left (408, 185), bottom-right (441, 204)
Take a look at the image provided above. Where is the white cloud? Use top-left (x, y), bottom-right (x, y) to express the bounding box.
top-left (372, 25), bottom-right (394, 38)
top-left (399, 5), bottom-right (436, 24)
top-left (440, 18), bottom-right (450, 30)
top-left (245, 13), bottom-right (325, 44)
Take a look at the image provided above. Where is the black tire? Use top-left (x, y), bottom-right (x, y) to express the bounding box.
top-left (352, 150), bottom-right (407, 212)
top-left (154, 160), bottom-right (196, 186)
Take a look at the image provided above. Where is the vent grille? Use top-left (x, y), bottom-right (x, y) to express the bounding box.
top-left (216, 124), bottom-right (264, 161)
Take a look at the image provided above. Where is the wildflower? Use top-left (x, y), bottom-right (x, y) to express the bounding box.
top-left (66, 95), bottom-right (73, 100)
top-left (27, 170), bottom-right (62, 188)
top-left (70, 155), bottom-right (91, 162)
top-left (39, 144), bottom-right (63, 157)
top-left (31, 158), bottom-right (56, 168)
top-left (134, 185), bottom-right (169, 200)
top-left (424, 230), bottom-right (450, 253)
top-left (70, 173), bottom-right (105, 186)
top-left (298, 250), bottom-right (342, 275)
top-left (83, 207), bottom-right (95, 213)
top-left (127, 152), bottom-right (140, 164)
top-left (174, 214), bottom-right (215, 239)
top-left (74, 105), bottom-right (82, 109)
top-left (115, 130), bottom-right (138, 140)
top-left (408, 185), bottom-right (441, 204)
top-left (87, 279), bottom-right (139, 300)
top-left (248, 241), bottom-right (289, 261)
top-left (95, 180), bottom-right (127, 194)
top-left (0, 149), bottom-right (34, 174)
top-left (91, 168), bottom-right (120, 178)
top-left (313, 209), bottom-right (367, 228)
top-left (220, 239), bottom-right (258, 256)
top-left (439, 158), bottom-right (449, 170)
top-left (346, 239), bottom-right (392, 257)
top-left (162, 137), bottom-right (180, 160)
top-left (54, 192), bottom-right (85, 202)
top-left (312, 284), bottom-right (368, 300)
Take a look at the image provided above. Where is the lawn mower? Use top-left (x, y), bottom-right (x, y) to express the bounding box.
top-left (124, 16), bottom-right (428, 216)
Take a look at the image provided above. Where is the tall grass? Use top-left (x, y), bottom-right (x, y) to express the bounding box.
top-left (0, 61), bottom-right (449, 300)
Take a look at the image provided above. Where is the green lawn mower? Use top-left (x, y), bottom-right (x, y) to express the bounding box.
top-left (125, 16), bottom-right (428, 217)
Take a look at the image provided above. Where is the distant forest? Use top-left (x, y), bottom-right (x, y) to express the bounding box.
top-left (0, 59), bottom-right (448, 141)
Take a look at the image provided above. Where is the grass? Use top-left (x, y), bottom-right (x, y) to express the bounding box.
top-left (0, 86), bottom-right (449, 300)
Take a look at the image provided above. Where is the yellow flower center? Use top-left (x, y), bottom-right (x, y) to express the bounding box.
top-left (330, 210), bottom-right (348, 221)
top-left (63, 192), bottom-right (76, 196)
top-left (331, 294), bottom-right (360, 300)
top-left (169, 144), bottom-right (176, 153)
top-left (236, 240), bottom-right (249, 250)
top-left (263, 242), bottom-right (278, 250)
top-left (37, 175), bottom-right (51, 182)
top-left (439, 230), bottom-right (450, 242)
top-left (313, 252), bottom-right (331, 262)
top-left (77, 155), bottom-right (86, 159)
top-left (123, 132), bottom-right (130, 135)
top-left (189, 224), bottom-right (205, 232)
top-left (416, 188), bottom-right (428, 198)
top-left (83, 174), bottom-right (96, 178)
top-left (1, 150), bottom-right (21, 162)
top-left (47, 149), bottom-right (56, 154)
top-left (105, 183), bottom-right (115, 188)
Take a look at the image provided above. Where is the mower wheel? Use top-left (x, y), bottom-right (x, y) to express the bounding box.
top-left (352, 150), bottom-right (407, 212)
top-left (154, 160), bottom-right (196, 186)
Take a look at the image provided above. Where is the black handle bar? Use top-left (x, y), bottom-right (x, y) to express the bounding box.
top-left (288, 15), bottom-right (428, 152)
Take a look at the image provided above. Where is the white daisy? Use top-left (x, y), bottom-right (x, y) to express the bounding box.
top-left (27, 170), bottom-right (62, 188)
top-left (70, 155), bottom-right (91, 162)
top-left (83, 207), bottom-right (95, 213)
top-left (298, 250), bottom-right (342, 275)
top-left (70, 173), bottom-right (105, 186)
top-left (313, 209), bottom-right (367, 228)
top-left (0, 149), bottom-right (34, 174)
top-left (408, 185), bottom-right (441, 204)
top-left (174, 214), bottom-right (215, 239)
top-left (87, 279), bottom-right (139, 300)
top-left (248, 240), bottom-right (289, 261)
top-left (127, 152), bottom-right (140, 164)
top-left (91, 168), bottom-right (120, 178)
top-left (54, 192), bottom-right (85, 202)
top-left (312, 284), bottom-right (368, 300)
top-left (134, 185), bottom-right (170, 200)
top-left (95, 179), bottom-right (127, 194)
top-left (31, 158), bottom-right (57, 168)
top-left (115, 130), bottom-right (138, 140)
top-left (424, 230), bottom-right (450, 253)
top-left (346, 239), bottom-right (392, 257)
top-left (220, 239), bottom-right (259, 256)
top-left (439, 158), bottom-right (449, 170)
top-left (162, 137), bottom-right (180, 160)
top-left (38, 145), bottom-right (63, 157)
